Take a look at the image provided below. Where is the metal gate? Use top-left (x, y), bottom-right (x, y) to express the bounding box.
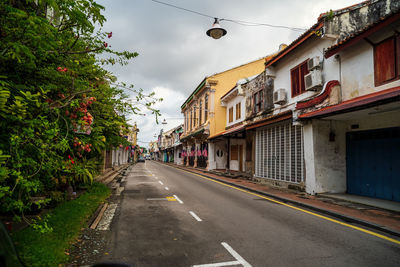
top-left (346, 127), bottom-right (400, 202)
top-left (255, 122), bottom-right (304, 183)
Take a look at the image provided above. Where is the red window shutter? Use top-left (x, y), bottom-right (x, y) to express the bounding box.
top-left (291, 68), bottom-right (299, 97)
top-left (300, 62), bottom-right (309, 93)
top-left (374, 38), bottom-right (396, 85)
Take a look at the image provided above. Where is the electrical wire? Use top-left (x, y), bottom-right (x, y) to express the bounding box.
top-left (150, 0), bottom-right (307, 32)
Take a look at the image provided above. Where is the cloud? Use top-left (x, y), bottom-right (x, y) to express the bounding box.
top-left (96, 0), bottom-right (363, 145)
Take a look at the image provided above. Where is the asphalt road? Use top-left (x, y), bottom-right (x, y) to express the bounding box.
top-left (101, 161), bottom-right (400, 267)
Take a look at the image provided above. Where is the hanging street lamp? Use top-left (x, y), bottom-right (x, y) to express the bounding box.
top-left (206, 18), bottom-right (227, 39)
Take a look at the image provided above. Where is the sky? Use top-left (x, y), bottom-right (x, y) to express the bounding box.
top-left (95, 0), bottom-right (362, 147)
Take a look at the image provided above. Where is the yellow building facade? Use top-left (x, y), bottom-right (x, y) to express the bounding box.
top-left (180, 58), bottom-right (266, 169)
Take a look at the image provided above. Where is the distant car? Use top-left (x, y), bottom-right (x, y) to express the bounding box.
top-left (138, 156), bottom-right (145, 162)
top-left (145, 155), bottom-right (150, 160)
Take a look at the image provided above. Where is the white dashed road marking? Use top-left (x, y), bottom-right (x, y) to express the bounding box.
top-left (165, 187), bottom-right (169, 190)
top-left (173, 194), bottom-right (183, 204)
top-left (189, 211), bottom-right (202, 222)
top-left (158, 181), bottom-right (164, 185)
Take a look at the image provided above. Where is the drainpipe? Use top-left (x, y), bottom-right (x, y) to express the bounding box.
top-left (334, 54), bottom-right (343, 103)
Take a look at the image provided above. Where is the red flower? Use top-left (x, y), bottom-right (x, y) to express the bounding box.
top-left (57, 67), bottom-right (62, 72)
top-left (107, 32), bottom-right (112, 38)
top-left (103, 42), bottom-right (108, 48)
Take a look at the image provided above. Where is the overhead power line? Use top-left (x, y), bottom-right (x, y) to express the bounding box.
top-left (150, 0), bottom-right (306, 32)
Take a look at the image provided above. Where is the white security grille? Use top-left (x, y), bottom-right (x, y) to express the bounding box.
top-left (255, 122), bottom-right (304, 183)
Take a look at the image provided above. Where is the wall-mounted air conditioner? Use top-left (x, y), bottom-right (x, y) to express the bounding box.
top-left (273, 88), bottom-right (287, 105)
top-left (305, 69), bottom-right (323, 91)
top-left (307, 56), bottom-right (321, 71)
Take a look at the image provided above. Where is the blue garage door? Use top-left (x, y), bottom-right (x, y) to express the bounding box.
top-left (346, 127), bottom-right (400, 202)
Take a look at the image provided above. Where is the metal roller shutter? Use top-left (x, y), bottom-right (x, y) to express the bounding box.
top-left (255, 122), bottom-right (304, 183)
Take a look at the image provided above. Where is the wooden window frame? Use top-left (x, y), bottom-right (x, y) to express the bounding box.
top-left (253, 90), bottom-right (263, 113)
top-left (199, 100), bottom-right (202, 125)
top-left (374, 35), bottom-right (400, 87)
top-left (236, 102), bottom-right (241, 120)
top-left (204, 94), bottom-right (208, 122)
top-left (193, 106), bottom-right (197, 128)
top-left (290, 59), bottom-right (309, 97)
top-left (231, 145), bottom-right (238, 160)
top-left (228, 107), bottom-right (233, 123)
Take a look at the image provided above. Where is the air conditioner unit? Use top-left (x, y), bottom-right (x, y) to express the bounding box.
top-left (273, 88), bottom-right (287, 105)
top-left (307, 56), bottom-right (321, 71)
top-left (304, 69), bottom-right (323, 91)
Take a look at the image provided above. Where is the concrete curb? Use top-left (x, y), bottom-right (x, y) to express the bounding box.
top-left (158, 162), bottom-right (400, 239)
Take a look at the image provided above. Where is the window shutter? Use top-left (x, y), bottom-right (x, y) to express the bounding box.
top-left (300, 62), bottom-right (309, 93)
top-left (231, 145), bottom-right (238, 160)
top-left (374, 38), bottom-right (396, 85)
top-left (291, 68), bottom-right (299, 97)
top-left (229, 107), bottom-right (233, 123)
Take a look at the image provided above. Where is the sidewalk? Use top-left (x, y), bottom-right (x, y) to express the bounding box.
top-left (160, 162), bottom-right (400, 237)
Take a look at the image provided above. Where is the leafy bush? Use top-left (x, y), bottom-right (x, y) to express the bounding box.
top-left (0, 0), bottom-right (161, 217)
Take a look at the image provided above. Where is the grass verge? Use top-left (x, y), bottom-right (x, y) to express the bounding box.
top-left (12, 182), bottom-right (110, 266)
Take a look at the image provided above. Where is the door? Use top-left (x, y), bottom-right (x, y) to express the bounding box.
top-left (346, 127), bottom-right (400, 202)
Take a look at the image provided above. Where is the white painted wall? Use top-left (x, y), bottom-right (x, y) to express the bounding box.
top-left (112, 147), bottom-right (129, 167)
top-left (339, 41), bottom-right (400, 101)
top-left (225, 95), bottom-right (245, 127)
top-left (271, 38), bottom-right (340, 113)
top-left (304, 120), bottom-right (347, 194)
top-left (174, 146), bottom-right (183, 165)
top-left (208, 142), bottom-right (216, 170)
top-left (208, 140), bottom-right (227, 170)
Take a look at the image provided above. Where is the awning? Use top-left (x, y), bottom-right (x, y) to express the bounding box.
top-left (299, 86), bottom-right (400, 119)
top-left (172, 142), bottom-right (182, 147)
top-left (208, 124), bottom-right (245, 140)
top-left (246, 111), bottom-right (292, 130)
top-left (180, 128), bottom-right (205, 141)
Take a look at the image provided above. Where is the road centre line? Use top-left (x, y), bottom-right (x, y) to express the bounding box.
top-left (158, 181), bottom-right (164, 185)
top-left (189, 211), bottom-right (202, 222)
top-left (173, 194), bottom-right (183, 204)
top-left (175, 168), bottom-right (400, 245)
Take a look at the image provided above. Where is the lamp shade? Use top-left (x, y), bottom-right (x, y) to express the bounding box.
top-left (206, 18), bottom-right (227, 39)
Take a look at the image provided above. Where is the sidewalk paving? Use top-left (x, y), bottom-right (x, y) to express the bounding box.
top-left (160, 162), bottom-right (400, 237)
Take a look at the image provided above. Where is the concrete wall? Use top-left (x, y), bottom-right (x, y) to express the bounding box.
top-left (339, 33), bottom-right (400, 102)
top-left (304, 120), bottom-right (347, 195)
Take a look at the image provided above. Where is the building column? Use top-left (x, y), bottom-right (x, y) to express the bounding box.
top-left (208, 141), bottom-right (215, 170)
top-left (186, 144), bottom-right (190, 166)
top-left (193, 140), bottom-right (198, 168)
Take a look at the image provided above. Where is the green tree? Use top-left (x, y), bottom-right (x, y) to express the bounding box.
top-left (0, 0), bottom-right (161, 219)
